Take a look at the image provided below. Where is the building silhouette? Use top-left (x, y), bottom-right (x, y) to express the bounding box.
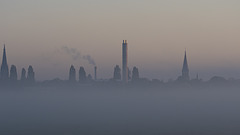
top-left (182, 50), bottom-right (190, 80)
top-left (132, 66), bottom-right (139, 82)
top-left (177, 50), bottom-right (190, 82)
top-left (79, 66), bottom-right (87, 83)
top-left (69, 65), bottom-right (76, 82)
top-left (176, 50), bottom-right (190, 82)
top-left (27, 65), bottom-right (35, 83)
top-left (21, 68), bottom-right (26, 81)
top-left (113, 65), bottom-right (121, 81)
top-left (94, 66), bottom-right (97, 80)
top-left (1, 45), bottom-right (9, 81)
top-left (87, 74), bottom-right (93, 81)
top-left (128, 68), bottom-right (131, 80)
top-left (122, 40), bottom-right (128, 83)
top-left (10, 65), bottom-right (18, 82)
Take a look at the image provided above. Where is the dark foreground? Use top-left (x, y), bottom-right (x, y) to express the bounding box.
top-left (1, 86), bottom-right (240, 135)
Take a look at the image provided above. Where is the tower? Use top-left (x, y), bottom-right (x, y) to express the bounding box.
top-left (122, 40), bottom-right (128, 83)
top-left (182, 50), bottom-right (190, 81)
top-left (94, 66), bottom-right (97, 80)
top-left (1, 45), bottom-right (9, 80)
top-left (69, 65), bottom-right (76, 82)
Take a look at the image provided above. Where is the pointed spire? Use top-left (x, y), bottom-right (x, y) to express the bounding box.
top-left (182, 50), bottom-right (189, 71)
top-left (182, 50), bottom-right (189, 81)
top-left (1, 44), bottom-right (9, 80)
top-left (2, 44), bottom-right (7, 66)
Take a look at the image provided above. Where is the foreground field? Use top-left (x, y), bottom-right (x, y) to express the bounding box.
top-left (1, 87), bottom-right (240, 135)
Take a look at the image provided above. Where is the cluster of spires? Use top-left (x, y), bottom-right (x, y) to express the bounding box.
top-left (68, 65), bottom-right (93, 83)
top-left (0, 45), bottom-right (35, 85)
top-left (67, 64), bottom-right (140, 84)
top-left (0, 43), bottom-right (192, 85)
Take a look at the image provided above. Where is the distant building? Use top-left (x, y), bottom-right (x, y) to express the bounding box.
top-left (21, 68), bottom-right (27, 81)
top-left (182, 50), bottom-right (190, 80)
top-left (132, 66), bottom-right (139, 82)
top-left (69, 65), bottom-right (76, 82)
top-left (113, 65), bottom-right (121, 81)
top-left (94, 66), bottom-right (97, 80)
top-left (177, 50), bottom-right (190, 82)
top-left (87, 74), bottom-right (93, 82)
top-left (122, 40), bottom-right (128, 83)
top-left (27, 65), bottom-right (35, 83)
top-left (79, 66), bottom-right (87, 83)
top-left (0, 45), bottom-right (9, 81)
top-left (10, 65), bottom-right (18, 82)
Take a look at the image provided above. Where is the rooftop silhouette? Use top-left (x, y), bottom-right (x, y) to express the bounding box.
top-left (0, 43), bottom-right (239, 88)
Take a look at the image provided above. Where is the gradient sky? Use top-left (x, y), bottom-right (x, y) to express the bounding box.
top-left (0, 0), bottom-right (240, 81)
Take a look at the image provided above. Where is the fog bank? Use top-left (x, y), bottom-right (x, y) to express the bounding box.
top-left (1, 87), bottom-right (240, 135)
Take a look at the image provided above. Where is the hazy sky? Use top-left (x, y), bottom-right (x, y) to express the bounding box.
top-left (0, 0), bottom-right (240, 81)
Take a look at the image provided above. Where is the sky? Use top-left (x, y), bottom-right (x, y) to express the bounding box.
top-left (0, 0), bottom-right (240, 81)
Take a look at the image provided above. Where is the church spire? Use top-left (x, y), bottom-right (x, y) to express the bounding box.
top-left (1, 44), bottom-right (9, 80)
top-left (182, 50), bottom-right (189, 81)
top-left (2, 44), bottom-right (7, 65)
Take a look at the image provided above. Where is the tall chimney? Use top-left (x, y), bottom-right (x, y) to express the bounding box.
top-left (122, 40), bottom-right (128, 83)
top-left (94, 66), bottom-right (97, 80)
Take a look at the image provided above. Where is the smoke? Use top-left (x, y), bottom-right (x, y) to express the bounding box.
top-left (61, 46), bottom-right (96, 66)
top-left (83, 55), bottom-right (96, 66)
top-left (61, 46), bottom-right (81, 60)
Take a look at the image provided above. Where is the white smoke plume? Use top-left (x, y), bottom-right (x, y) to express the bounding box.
top-left (61, 46), bottom-right (96, 66)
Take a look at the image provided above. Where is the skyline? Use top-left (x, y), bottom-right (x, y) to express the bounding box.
top-left (1, 0), bottom-right (240, 80)
top-left (1, 43), bottom-right (240, 82)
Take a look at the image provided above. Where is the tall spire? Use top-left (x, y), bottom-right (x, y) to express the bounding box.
top-left (1, 44), bottom-right (9, 80)
top-left (2, 45), bottom-right (7, 65)
top-left (182, 50), bottom-right (189, 81)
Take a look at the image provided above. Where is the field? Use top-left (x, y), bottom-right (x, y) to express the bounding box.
top-left (1, 87), bottom-right (240, 135)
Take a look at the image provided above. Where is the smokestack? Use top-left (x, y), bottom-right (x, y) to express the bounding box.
top-left (94, 66), bottom-right (97, 80)
top-left (122, 40), bottom-right (128, 83)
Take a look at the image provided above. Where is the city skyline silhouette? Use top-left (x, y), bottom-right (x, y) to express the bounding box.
top-left (1, 1), bottom-right (240, 135)
top-left (0, 43), bottom-right (239, 85)
top-left (1, 1), bottom-right (240, 80)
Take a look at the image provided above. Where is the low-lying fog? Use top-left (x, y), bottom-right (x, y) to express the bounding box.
top-left (1, 87), bottom-right (240, 135)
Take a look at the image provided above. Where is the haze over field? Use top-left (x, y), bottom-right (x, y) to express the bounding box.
top-left (1, 87), bottom-right (240, 135)
top-left (1, 0), bottom-right (240, 80)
